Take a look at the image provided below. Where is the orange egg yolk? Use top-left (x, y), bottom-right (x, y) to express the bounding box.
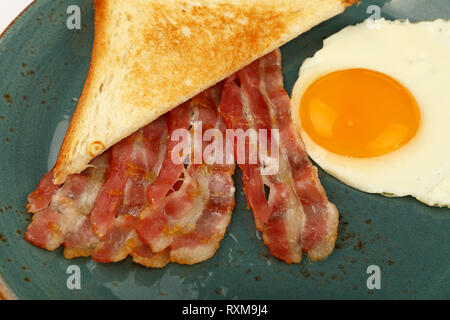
top-left (300, 68), bottom-right (421, 158)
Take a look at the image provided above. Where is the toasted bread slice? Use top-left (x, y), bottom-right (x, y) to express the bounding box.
top-left (53, 0), bottom-right (354, 184)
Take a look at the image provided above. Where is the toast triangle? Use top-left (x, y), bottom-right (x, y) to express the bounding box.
top-left (53, 0), bottom-right (354, 184)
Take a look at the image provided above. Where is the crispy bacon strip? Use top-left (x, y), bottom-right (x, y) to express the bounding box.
top-left (90, 117), bottom-right (168, 236)
top-left (136, 85), bottom-right (236, 264)
top-left (145, 103), bottom-right (192, 206)
top-left (25, 153), bottom-right (110, 257)
top-left (169, 165), bottom-right (235, 264)
top-left (90, 116), bottom-right (170, 267)
top-left (219, 50), bottom-right (339, 263)
top-left (27, 171), bottom-right (60, 213)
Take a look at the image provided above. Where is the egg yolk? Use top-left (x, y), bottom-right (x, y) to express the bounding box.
top-left (299, 68), bottom-right (421, 158)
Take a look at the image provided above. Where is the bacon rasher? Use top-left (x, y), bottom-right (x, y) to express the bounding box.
top-left (26, 118), bottom-right (170, 267)
top-left (25, 153), bottom-right (110, 257)
top-left (90, 116), bottom-right (169, 267)
top-left (136, 85), bottom-right (236, 265)
top-left (219, 50), bottom-right (339, 263)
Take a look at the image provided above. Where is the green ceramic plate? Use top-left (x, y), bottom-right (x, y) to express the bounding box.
top-left (0, 0), bottom-right (449, 300)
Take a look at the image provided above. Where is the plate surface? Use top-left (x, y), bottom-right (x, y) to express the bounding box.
top-left (0, 0), bottom-right (449, 300)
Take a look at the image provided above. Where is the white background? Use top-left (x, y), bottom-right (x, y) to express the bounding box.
top-left (0, 0), bottom-right (34, 34)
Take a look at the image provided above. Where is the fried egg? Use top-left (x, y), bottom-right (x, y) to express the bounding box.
top-left (291, 19), bottom-right (450, 207)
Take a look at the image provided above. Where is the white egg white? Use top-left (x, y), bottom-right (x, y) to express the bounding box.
top-left (291, 19), bottom-right (450, 207)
